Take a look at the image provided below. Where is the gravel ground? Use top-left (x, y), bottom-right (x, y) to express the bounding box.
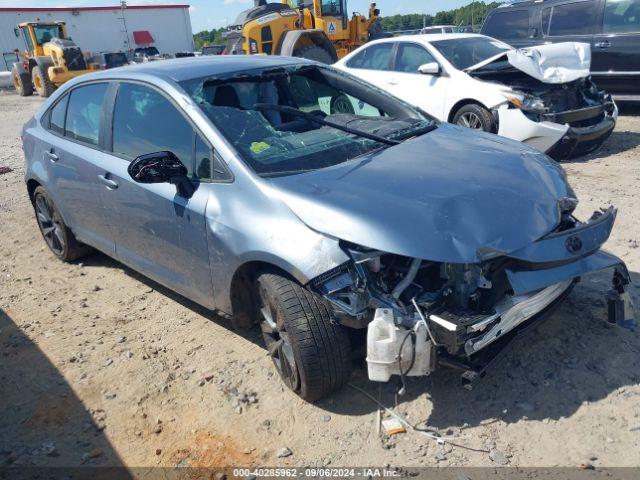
top-left (1, 90), bottom-right (640, 469)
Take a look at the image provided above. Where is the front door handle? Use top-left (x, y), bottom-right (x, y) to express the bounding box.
top-left (98, 174), bottom-right (119, 190)
top-left (388, 79), bottom-right (399, 86)
top-left (44, 150), bottom-right (58, 162)
top-left (595, 41), bottom-right (611, 48)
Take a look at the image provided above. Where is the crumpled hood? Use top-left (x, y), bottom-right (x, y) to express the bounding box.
top-left (467, 42), bottom-right (591, 84)
top-left (267, 124), bottom-right (573, 264)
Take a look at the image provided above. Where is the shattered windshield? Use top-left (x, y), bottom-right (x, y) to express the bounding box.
top-left (430, 37), bottom-right (512, 70)
top-left (180, 65), bottom-right (435, 176)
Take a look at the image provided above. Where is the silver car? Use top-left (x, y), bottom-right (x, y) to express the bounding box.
top-left (22, 56), bottom-right (635, 401)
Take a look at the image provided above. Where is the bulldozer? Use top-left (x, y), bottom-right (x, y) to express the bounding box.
top-left (224, 0), bottom-right (387, 63)
top-left (11, 21), bottom-right (99, 98)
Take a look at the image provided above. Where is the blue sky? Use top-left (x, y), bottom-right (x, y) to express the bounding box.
top-left (0, 0), bottom-right (476, 33)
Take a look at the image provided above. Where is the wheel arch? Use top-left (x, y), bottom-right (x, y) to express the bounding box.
top-left (447, 98), bottom-right (489, 123)
top-left (448, 98), bottom-right (499, 133)
top-left (33, 56), bottom-right (54, 71)
top-left (276, 29), bottom-right (338, 62)
top-left (26, 178), bottom-right (41, 203)
top-left (228, 260), bottom-right (298, 330)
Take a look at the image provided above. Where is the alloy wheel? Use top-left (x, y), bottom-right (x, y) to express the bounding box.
top-left (258, 284), bottom-right (300, 391)
top-left (457, 112), bottom-right (483, 129)
top-left (35, 193), bottom-right (65, 256)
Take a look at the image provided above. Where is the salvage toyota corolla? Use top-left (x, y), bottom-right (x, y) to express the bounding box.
top-left (22, 56), bottom-right (635, 401)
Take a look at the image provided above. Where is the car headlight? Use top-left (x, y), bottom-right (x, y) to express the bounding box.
top-left (507, 94), bottom-right (546, 112)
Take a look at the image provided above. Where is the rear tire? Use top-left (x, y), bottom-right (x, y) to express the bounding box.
top-left (32, 186), bottom-right (93, 262)
top-left (11, 67), bottom-right (33, 97)
top-left (452, 103), bottom-right (495, 132)
top-left (293, 45), bottom-right (335, 64)
top-left (32, 66), bottom-right (56, 98)
top-left (256, 272), bottom-right (352, 401)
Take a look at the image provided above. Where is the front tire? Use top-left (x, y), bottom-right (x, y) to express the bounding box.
top-left (32, 186), bottom-right (92, 262)
top-left (12, 67), bottom-right (33, 97)
top-left (32, 66), bottom-right (56, 98)
top-left (256, 272), bottom-right (352, 401)
top-left (452, 103), bottom-right (495, 132)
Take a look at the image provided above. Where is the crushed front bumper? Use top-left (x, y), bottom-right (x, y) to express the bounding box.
top-left (365, 207), bottom-right (635, 382)
top-left (546, 116), bottom-right (616, 159)
top-left (496, 98), bottom-right (618, 159)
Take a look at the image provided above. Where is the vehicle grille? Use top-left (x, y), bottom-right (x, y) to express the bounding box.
top-left (63, 47), bottom-right (87, 71)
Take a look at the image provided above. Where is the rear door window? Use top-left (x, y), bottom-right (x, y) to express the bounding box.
top-left (546, 1), bottom-right (597, 35)
top-left (112, 82), bottom-right (195, 175)
top-left (64, 83), bottom-right (108, 146)
top-left (393, 43), bottom-right (437, 73)
top-left (482, 10), bottom-right (530, 39)
top-left (346, 43), bottom-right (394, 70)
top-left (603, 0), bottom-right (640, 33)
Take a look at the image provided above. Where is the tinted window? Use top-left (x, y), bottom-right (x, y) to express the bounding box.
top-left (548, 1), bottom-right (596, 35)
top-left (195, 134), bottom-right (212, 180)
top-left (431, 37), bottom-right (512, 70)
top-left (196, 136), bottom-right (232, 182)
top-left (113, 83), bottom-right (194, 173)
top-left (65, 83), bottom-right (108, 146)
top-left (346, 43), bottom-right (394, 70)
top-left (482, 11), bottom-right (530, 39)
top-left (105, 53), bottom-right (128, 68)
top-left (321, 0), bottom-right (343, 16)
top-left (394, 43), bottom-right (437, 73)
top-left (48, 94), bottom-right (68, 135)
top-left (3, 52), bottom-right (19, 70)
top-left (542, 7), bottom-right (552, 35)
top-left (603, 0), bottom-right (640, 33)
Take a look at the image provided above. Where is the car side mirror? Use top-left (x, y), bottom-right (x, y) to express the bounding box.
top-left (128, 151), bottom-right (195, 197)
top-left (14, 28), bottom-right (20, 37)
top-left (418, 62), bottom-right (440, 75)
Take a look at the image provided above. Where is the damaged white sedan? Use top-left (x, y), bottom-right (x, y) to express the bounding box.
top-left (334, 34), bottom-right (617, 159)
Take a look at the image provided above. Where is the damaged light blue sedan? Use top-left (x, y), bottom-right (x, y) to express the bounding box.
top-left (22, 56), bottom-right (635, 401)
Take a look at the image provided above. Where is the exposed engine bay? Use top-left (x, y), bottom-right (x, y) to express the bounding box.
top-left (309, 208), bottom-right (636, 386)
top-left (467, 42), bottom-right (617, 159)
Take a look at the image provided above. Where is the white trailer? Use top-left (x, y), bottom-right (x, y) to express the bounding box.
top-left (0, 4), bottom-right (194, 71)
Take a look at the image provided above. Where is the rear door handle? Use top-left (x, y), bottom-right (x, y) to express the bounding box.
top-left (98, 174), bottom-right (119, 190)
top-left (44, 150), bottom-right (58, 162)
top-left (595, 41), bottom-right (611, 48)
top-left (388, 79), bottom-right (399, 86)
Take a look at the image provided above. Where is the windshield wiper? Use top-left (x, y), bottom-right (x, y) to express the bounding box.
top-left (253, 103), bottom-right (400, 146)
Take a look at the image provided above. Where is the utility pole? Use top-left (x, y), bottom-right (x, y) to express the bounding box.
top-left (120, 0), bottom-right (131, 51)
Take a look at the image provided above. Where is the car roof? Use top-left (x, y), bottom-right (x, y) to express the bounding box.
top-left (375, 33), bottom-right (487, 43)
top-left (495, 0), bottom-right (550, 8)
top-left (86, 55), bottom-right (315, 83)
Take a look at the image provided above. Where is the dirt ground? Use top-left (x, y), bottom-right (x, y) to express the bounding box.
top-left (1, 89), bottom-right (640, 471)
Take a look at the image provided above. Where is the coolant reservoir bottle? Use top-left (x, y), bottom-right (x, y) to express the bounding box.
top-left (366, 308), bottom-right (412, 382)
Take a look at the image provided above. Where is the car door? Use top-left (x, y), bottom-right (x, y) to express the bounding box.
top-left (591, 0), bottom-right (640, 96)
top-left (541, 0), bottom-right (598, 46)
top-left (42, 82), bottom-right (116, 255)
top-left (97, 81), bottom-right (215, 308)
top-left (342, 42), bottom-right (395, 90)
top-left (386, 42), bottom-right (448, 120)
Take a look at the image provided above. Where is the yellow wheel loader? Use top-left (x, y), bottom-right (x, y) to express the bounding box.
top-left (224, 0), bottom-right (388, 63)
top-left (12, 21), bottom-right (99, 98)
